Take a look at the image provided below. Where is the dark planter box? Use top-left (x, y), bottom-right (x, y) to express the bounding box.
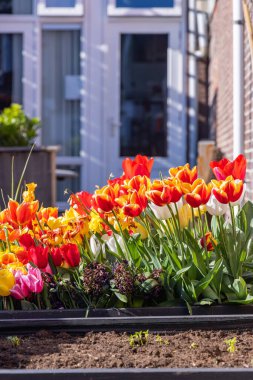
top-left (1, 368), bottom-right (253, 380)
top-left (0, 305), bottom-right (253, 334)
top-left (0, 146), bottom-right (59, 207)
top-left (1, 306), bottom-right (253, 379)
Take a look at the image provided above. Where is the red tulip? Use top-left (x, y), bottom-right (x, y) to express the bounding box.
top-left (68, 191), bottom-right (93, 215)
top-left (50, 247), bottom-right (63, 267)
top-left (60, 243), bottom-right (80, 267)
top-left (19, 233), bottom-right (35, 250)
top-left (29, 246), bottom-right (49, 269)
top-left (210, 154), bottom-right (246, 181)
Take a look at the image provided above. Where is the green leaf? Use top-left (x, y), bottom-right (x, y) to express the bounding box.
top-left (114, 291), bottom-right (128, 303)
top-left (195, 258), bottom-right (223, 297)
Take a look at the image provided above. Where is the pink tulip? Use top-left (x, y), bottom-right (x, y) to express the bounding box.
top-left (10, 265), bottom-right (44, 300)
top-left (10, 271), bottom-right (30, 300)
top-left (24, 264), bottom-right (44, 293)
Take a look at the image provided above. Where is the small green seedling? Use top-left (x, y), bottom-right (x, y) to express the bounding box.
top-left (7, 336), bottom-right (21, 347)
top-left (224, 337), bottom-right (237, 353)
top-left (129, 330), bottom-right (149, 349)
top-left (190, 342), bottom-right (198, 349)
top-left (155, 334), bottom-right (163, 345)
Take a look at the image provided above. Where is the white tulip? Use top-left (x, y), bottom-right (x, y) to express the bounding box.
top-left (106, 234), bottom-right (126, 254)
top-left (149, 198), bottom-right (183, 221)
top-left (206, 194), bottom-right (228, 216)
top-left (89, 235), bottom-right (102, 256)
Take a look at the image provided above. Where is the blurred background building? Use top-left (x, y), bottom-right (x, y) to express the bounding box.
top-left (1, 0), bottom-right (252, 207)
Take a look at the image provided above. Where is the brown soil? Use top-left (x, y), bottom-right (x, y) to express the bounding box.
top-left (1, 329), bottom-right (253, 369)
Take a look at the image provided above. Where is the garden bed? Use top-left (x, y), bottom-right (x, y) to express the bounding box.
top-left (1, 329), bottom-right (252, 369)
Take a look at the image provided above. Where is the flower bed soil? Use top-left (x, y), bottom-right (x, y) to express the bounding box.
top-left (1, 329), bottom-right (253, 369)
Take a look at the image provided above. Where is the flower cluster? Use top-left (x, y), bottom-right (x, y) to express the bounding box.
top-left (0, 153), bottom-right (251, 309)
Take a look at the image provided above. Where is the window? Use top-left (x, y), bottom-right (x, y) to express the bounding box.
top-left (45, 0), bottom-right (76, 7)
top-left (37, 0), bottom-right (83, 16)
top-left (116, 0), bottom-right (174, 8)
top-left (0, 33), bottom-right (22, 111)
top-left (108, 0), bottom-right (181, 17)
top-left (0, 0), bottom-right (33, 14)
top-left (120, 34), bottom-right (168, 157)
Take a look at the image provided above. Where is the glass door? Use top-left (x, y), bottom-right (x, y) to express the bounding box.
top-left (41, 27), bottom-right (81, 208)
top-left (105, 20), bottom-right (186, 180)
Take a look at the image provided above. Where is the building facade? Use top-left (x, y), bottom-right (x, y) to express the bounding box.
top-left (0, 0), bottom-right (192, 206)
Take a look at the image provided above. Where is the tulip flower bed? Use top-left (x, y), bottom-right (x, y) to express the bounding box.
top-left (0, 153), bottom-right (251, 311)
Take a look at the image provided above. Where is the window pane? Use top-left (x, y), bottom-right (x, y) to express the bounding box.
top-left (45, 0), bottom-right (76, 7)
top-left (0, 0), bottom-right (33, 14)
top-left (42, 29), bottom-right (81, 157)
top-left (0, 33), bottom-right (22, 111)
top-left (57, 166), bottom-right (80, 203)
top-left (116, 0), bottom-right (174, 8)
top-left (42, 29), bottom-right (81, 200)
top-left (120, 34), bottom-right (168, 157)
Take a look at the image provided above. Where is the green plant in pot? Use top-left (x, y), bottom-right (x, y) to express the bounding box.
top-left (0, 104), bottom-right (57, 206)
top-left (0, 103), bottom-right (40, 146)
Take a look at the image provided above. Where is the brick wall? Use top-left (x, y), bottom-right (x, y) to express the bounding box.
top-left (209, 0), bottom-right (253, 196)
top-left (244, 0), bottom-right (253, 198)
top-left (208, 0), bottom-right (233, 159)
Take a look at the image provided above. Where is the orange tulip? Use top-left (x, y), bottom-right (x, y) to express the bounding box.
top-left (169, 163), bottom-right (197, 185)
top-left (146, 180), bottom-right (172, 207)
top-left (122, 155), bottom-right (154, 179)
top-left (185, 179), bottom-right (211, 208)
top-left (212, 176), bottom-right (244, 204)
top-left (92, 185), bottom-right (118, 213)
top-left (37, 207), bottom-right (58, 221)
top-left (7, 199), bottom-right (39, 227)
top-left (0, 227), bottom-right (21, 243)
top-left (200, 232), bottom-right (217, 251)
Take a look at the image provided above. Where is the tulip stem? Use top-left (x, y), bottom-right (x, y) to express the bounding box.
top-left (167, 204), bottom-right (185, 264)
top-left (198, 207), bottom-right (209, 266)
top-left (140, 214), bottom-right (158, 257)
top-left (191, 208), bottom-right (197, 239)
top-left (112, 210), bottom-right (132, 263)
top-left (3, 227), bottom-right (11, 253)
top-left (217, 216), bottom-right (228, 257)
top-left (229, 203), bottom-right (236, 239)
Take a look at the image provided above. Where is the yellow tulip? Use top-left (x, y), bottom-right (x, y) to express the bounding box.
top-left (0, 269), bottom-right (15, 296)
top-left (132, 222), bottom-right (148, 239)
top-left (178, 204), bottom-right (192, 229)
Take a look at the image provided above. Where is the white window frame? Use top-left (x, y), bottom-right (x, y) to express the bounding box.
top-left (107, 0), bottom-right (182, 17)
top-left (37, 0), bottom-right (83, 16)
top-left (103, 16), bottom-right (187, 180)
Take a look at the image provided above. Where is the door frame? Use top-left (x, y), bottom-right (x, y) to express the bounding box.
top-left (0, 16), bottom-right (36, 118)
top-left (104, 15), bottom-right (187, 180)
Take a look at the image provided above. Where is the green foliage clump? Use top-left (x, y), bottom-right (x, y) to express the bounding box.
top-left (0, 104), bottom-right (40, 147)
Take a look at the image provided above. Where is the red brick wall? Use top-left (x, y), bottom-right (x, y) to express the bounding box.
top-left (209, 0), bottom-right (253, 197)
top-left (244, 0), bottom-right (253, 198)
top-left (208, 0), bottom-right (233, 160)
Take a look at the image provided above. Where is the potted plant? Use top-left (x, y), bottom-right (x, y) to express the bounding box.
top-left (0, 104), bottom-right (59, 207)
